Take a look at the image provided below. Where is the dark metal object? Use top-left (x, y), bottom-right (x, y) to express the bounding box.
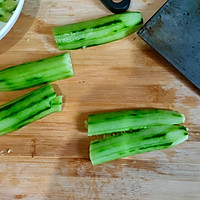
top-left (138, 0), bottom-right (200, 89)
top-left (100, 0), bottom-right (131, 14)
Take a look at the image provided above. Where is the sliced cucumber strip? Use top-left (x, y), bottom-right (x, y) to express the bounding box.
top-left (52, 12), bottom-right (143, 50)
top-left (87, 109), bottom-right (185, 136)
top-left (0, 53), bottom-right (74, 91)
top-left (0, 84), bottom-right (62, 136)
top-left (90, 125), bottom-right (188, 166)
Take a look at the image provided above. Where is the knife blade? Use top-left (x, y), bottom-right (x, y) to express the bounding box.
top-left (138, 0), bottom-right (200, 89)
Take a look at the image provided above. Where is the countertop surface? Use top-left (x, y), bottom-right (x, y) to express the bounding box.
top-left (0, 0), bottom-right (200, 199)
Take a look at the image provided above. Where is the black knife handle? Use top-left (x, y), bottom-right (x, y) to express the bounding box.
top-left (100, 0), bottom-right (131, 14)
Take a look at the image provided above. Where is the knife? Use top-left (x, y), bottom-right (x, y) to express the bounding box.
top-left (138, 0), bottom-right (200, 89)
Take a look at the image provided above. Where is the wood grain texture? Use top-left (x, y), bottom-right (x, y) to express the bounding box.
top-left (0, 0), bottom-right (200, 199)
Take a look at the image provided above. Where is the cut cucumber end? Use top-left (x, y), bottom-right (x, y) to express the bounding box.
top-left (166, 126), bottom-right (189, 146)
top-left (50, 95), bottom-right (63, 112)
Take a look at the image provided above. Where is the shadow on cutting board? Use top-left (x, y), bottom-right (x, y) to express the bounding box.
top-left (0, 0), bottom-right (41, 54)
top-left (136, 40), bottom-right (200, 96)
top-left (44, 136), bottom-right (148, 200)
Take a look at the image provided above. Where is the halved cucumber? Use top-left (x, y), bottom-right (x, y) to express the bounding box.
top-left (0, 84), bottom-right (62, 136)
top-left (87, 109), bottom-right (185, 136)
top-left (0, 53), bottom-right (74, 91)
top-left (90, 125), bottom-right (188, 166)
top-left (52, 12), bottom-right (143, 50)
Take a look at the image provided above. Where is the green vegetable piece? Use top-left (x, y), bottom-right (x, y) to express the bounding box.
top-left (0, 7), bottom-right (12, 22)
top-left (87, 109), bottom-right (185, 136)
top-left (0, 53), bottom-right (74, 91)
top-left (2, 0), bottom-right (18, 12)
top-left (0, 84), bottom-right (62, 136)
top-left (90, 125), bottom-right (188, 166)
top-left (52, 12), bottom-right (143, 50)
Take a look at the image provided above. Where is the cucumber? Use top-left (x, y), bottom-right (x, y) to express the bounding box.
top-left (0, 84), bottom-right (62, 136)
top-left (0, 53), bottom-right (74, 91)
top-left (87, 109), bottom-right (185, 136)
top-left (90, 125), bottom-right (188, 166)
top-left (0, 0), bottom-right (18, 22)
top-left (2, 0), bottom-right (18, 12)
top-left (0, 7), bottom-right (12, 23)
top-left (52, 12), bottom-right (143, 50)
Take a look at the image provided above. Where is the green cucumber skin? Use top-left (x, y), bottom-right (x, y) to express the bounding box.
top-left (87, 109), bottom-right (185, 136)
top-left (90, 125), bottom-right (188, 166)
top-left (0, 53), bottom-right (74, 91)
top-left (0, 84), bottom-right (62, 136)
top-left (52, 12), bottom-right (143, 50)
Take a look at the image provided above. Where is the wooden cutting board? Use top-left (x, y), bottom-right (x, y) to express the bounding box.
top-left (0, 0), bottom-right (200, 199)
